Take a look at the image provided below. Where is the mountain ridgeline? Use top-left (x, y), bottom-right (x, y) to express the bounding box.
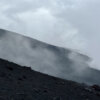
top-left (0, 29), bottom-right (100, 85)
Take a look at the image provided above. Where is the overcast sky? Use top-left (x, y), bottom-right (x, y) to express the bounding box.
top-left (0, 0), bottom-right (100, 69)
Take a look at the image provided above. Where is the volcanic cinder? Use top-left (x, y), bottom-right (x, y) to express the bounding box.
top-left (0, 58), bottom-right (100, 100)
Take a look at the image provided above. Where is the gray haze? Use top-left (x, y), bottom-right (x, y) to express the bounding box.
top-left (0, 0), bottom-right (100, 69)
top-left (0, 29), bottom-right (100, 85)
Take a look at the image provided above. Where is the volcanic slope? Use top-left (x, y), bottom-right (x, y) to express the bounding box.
top-left (0, 58), bottom-right (100, 100)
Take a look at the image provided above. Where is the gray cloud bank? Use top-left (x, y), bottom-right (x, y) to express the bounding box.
top-left (0, 0), bottom-right (100, 69)
top-left (0, 29), bottom-right (100, 85)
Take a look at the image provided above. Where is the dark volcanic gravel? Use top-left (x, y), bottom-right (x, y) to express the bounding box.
top-left (0, 58), bottom-right (100, 100)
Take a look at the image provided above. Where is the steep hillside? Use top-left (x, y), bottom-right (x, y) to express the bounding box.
top-left (0, 29), bottom-right (100, 85)
top-left (0, 58), bottom-right (100, 100)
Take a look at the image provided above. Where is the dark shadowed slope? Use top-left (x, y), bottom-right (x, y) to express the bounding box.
top-left (0, 29), bottom-right (100, 85)
top-left (0, 58), bottom-right (100, 100)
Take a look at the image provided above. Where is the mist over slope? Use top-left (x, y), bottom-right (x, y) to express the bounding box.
top-left (0, 29), bottom-right (100, 85)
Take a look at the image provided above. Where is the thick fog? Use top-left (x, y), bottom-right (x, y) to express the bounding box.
top-left (1, 29), bottom-right (99, 85)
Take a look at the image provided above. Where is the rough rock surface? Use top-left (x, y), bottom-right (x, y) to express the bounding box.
top-left (0, 58), bottom-right (100, 100)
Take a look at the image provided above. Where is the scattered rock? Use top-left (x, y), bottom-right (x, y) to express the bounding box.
top-left (91, 85), bottom-right (100, 91)
top-left (53, 97), bottom-right (61, 100)
top-left (6, 66), bottom-right (14, 71)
